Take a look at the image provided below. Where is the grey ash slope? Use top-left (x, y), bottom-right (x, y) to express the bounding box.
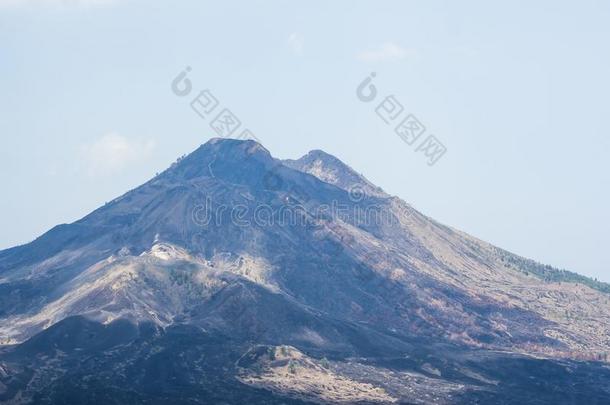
top-left (0, 138), bottom-right (609, 404)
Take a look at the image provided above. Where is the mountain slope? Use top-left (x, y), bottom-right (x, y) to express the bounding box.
top-left (0, 138), bottom-right (608, 404)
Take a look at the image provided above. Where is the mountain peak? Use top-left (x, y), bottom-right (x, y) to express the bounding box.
top-left (283, 148), bottom-right (386, 197)
top-left (206, 137), bottom-right (269, 152)
top-left (303, 149), bottom-right (342, 162)
top-left (164, 137), bottom-right (275, 181)
top-left (194, 137), bottom-right (272, 162)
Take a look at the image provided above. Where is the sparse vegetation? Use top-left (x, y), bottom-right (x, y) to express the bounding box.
top-left (495, 247), bottom-right (610, 295)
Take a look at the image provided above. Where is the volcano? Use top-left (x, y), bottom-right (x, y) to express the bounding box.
top-left (0, 138), bottom-right (609, 404)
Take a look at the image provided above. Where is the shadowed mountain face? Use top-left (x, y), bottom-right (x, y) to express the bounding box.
top-left (0, 138), bottom-right (609, 404)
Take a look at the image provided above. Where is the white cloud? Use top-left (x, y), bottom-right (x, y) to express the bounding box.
top-left (286, 32), bottom-right (304, 56)
top-left (80, 132), bottom-right (155, 176)
top-left (0, 0), bottom-right (118, 8)
top-left (357, 42), bottom-right (417, 62)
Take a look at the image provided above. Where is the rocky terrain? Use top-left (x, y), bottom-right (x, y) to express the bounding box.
top-left (0, 138), bottom-right (609, 404)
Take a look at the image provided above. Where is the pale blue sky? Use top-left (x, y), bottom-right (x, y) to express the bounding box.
top-left (1, 0), bottom-right (609, 281)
